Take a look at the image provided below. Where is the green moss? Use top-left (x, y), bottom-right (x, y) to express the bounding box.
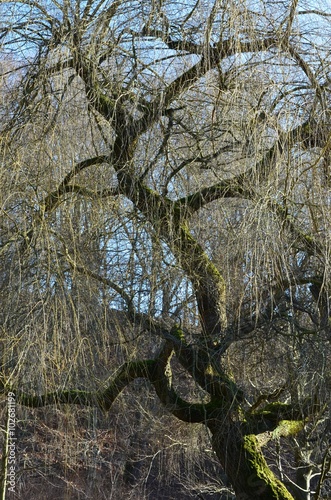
top-left (272, 420), bottom-right (304, 439)
top-left (243, 435), bottom-right (295, 499)
top-left (170, 325), bottom-right (186, 341)
top-left (257, 402), bottom-right (293, 422)
top-left (204, 363), bottom-right (217, 377)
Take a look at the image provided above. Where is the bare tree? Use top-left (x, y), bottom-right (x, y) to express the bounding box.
top-left (1, 1), bottom-right (331, 498)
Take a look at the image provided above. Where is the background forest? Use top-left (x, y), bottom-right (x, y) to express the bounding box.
top-left (0, 0), bottom-right (331, 498)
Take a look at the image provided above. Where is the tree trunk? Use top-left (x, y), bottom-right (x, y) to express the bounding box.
top-left (209, 418), bottom-right (294, 500)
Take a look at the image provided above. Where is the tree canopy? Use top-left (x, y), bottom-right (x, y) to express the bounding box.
top-left (0, 1), bottom-right (331, 498)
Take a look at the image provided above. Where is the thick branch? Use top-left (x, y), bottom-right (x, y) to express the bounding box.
top-left (115, 176), bottom-right (227, 335)
top-left (13, 344), bottom-right (209, 424)
top-left (177, 116), bottom-right (331, 214)
top-left (164, 327), bottom-right (244, 405)
top-left (166, 36), bottom-right (277, 62)
top-left (150, 340), bottom-right (210, 423)
top-left (80, 35), bottom-right (278, 168)
top-left (132, 37), bottom-right (278, 142)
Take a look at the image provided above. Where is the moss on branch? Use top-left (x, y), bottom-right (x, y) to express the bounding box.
top-left (243, 435), bottom-right (295, 500)
top-left (272, 420), bottom-right (304, 439)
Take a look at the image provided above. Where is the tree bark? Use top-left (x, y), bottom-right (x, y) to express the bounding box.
top-left (209, 418), bottom-right (294, 500)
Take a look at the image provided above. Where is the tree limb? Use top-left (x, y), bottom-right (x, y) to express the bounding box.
top-left (13, 343), bottom-right (210, 424)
